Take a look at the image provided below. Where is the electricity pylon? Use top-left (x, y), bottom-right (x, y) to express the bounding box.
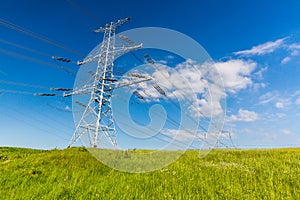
top-left (66, 17), bottom-right (142, 148)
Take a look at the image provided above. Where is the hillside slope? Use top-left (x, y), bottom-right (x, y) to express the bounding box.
top-left (1, 147), bottom-right (300, 199)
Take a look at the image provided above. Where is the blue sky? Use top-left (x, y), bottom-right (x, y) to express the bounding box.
top-left (0, 0), bottom-right (300, 149)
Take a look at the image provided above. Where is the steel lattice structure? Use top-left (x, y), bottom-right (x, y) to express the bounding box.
top-left (66, 17), bottom-right (143, 148)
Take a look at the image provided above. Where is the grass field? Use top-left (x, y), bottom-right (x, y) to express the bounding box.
top-left (1, 147), bottom-right (300, 199)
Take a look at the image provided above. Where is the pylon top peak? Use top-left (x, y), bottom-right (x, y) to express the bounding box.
top-left (93, 17), bottom-right (131, 33)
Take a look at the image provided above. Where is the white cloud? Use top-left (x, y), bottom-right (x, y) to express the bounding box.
top-left (296, 97), bottom-right (300, 105)
top-left (234, 38), bottom-right (287, 56)
top-left (281, 129), bottom-right (292, 135)
top-left (258, 91), bottom-right (279, 104)
top-left (282, 42), bottom-right (300, 62)
top-left (276, 113), bottom-right (286, 118)
top-left (147, 60), bottom-right (209, 101)
top-left (137, 58), bottom-right (258, 100)
top-left (131, 59), bottom-right (225, 118)
top-left (252, 83), bottom-right (266, 92)
top-left (228, 109), bottom-right (258, 122)
top-left (291, 90), bottom-right (300, 97)
top-left (214, 59), bottom-right (257, 93)
top-left (291, 50), bottom-right (299, 56)
top-left (275, 102), bottom-right (284, 108)
top-left (288, 43), bottom-right (300, 50)
top-left (254, 66), bottom-right (268, 80)
top-left (281, 56), bottom-right (291, 64)
top-left (65, 105), bottom-right (71, 111)
top-left (162, 129), bottom-right (222, 149)
top-left (157, 60), bottom-right (168, 65)
top-left (163, 128), bottom-right (201, 141)
top-left (259, 90), bottom-right (299, 108)
top-left (275, 98), bottom-right (291, 109)
top-left (166, 55), bottom-right (175, 60)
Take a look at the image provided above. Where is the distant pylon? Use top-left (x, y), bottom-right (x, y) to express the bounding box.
top-left (66, 17), bottom-right (142, 148)
top-left (215, 130), bottom-right (238, 149)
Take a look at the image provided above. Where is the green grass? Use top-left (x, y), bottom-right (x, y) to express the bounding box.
top-left (1, 147), bottom-right (300, 199)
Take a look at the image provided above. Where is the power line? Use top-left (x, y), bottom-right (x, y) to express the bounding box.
top-left (114, 110), bottom-right (211, 150)
top-left (0, 14), bottom-right (221, 149)
top-left (0, 38), bottom-right (78, 76)
top-left (0, 47), bottom-right (76, 75)
top-left (0, 105), bottom-right (70, 141)
top-left (92, 85), bottom-right (213, 149)
top-left (0, 38), bottom-right (51, 57)
top-left (28, 98), bottom-right (75, 130)
top-left (118, 36), bottom-right (222, 132)
top-left (0, 79), bottom-right (49, 89)
top-left (0, 89), bottom-right (34, 95)
top-left (65, 0), bottom-right (101, 23)
top-left (118, 36), bottom-right (236, 150)
top-left (0, 82), bottom-right (75, 133)
top-left (95, 87), bottom-right (214, 149)
top-left (0, 17), bottom-right (83, 56)
top-left (130, 51), bottom-right (222, 135)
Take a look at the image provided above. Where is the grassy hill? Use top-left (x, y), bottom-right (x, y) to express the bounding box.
top-left (1, 147), bottom-right (300, 199)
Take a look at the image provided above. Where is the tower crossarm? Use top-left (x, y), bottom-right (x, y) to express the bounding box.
top-left (93, 17), bottom-right (131, 33)
top-left (77, 43), bottom-right (142, 66)
top-left (113, 43), bottom-right (142, 58)
top-left (114, 77), bottom-right (152, 90)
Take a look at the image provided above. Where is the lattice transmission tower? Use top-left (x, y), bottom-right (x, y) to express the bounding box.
top-left (64, 17), bottom-right (143, 148)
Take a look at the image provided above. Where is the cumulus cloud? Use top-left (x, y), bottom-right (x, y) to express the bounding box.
top-left (234, 38), bottom-right (287, 56)
top-left (276, 98), bottom-right (291, 109)
top-left (131, 59), bottom-right (225, 118)
top-left (231, 37), bottom-right (300, 66)
top-left (214, 59), bottom-right (257, 93)
top-left (65, 105), bottom-right (71, 111)
top-left (166, 55), bottom-right (175, 60)
top-left (275, 102), bottom-right (284, 108)
top-left (157, 60), bottom-right (168, 65)
top-left (281, 42), bottom-right (300, 63)
top-left (288, 43), bottom-right (300, 50)
top-left (281, 56), bottom-right (291, 64)
top-left (281, 129), bottom-right (292, 135)
top-left (252, 83), bottom-right (266, 92)
top-left (258, 91), bottom-right (279, 104)
top-left (254, 66), bottom-right (268, 80)
top-left (259, 90), bottom-right (300, 108)
top-left (163, 128), bottom-right (202, 141)
top-left (228, 109), bottom-right (258, 122)
top-left (291, 50), bottom-right (299, 56)
top-left (130, 58), bottom-right (260, 120)
top-left (145, 60), bottom-right (210, 101)
top-left (296, 97), bottom-right (300, 105)
top-left (276, 113), bottom-right (286, 118)
top-left (162, 128), bottom-right (224, 147)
